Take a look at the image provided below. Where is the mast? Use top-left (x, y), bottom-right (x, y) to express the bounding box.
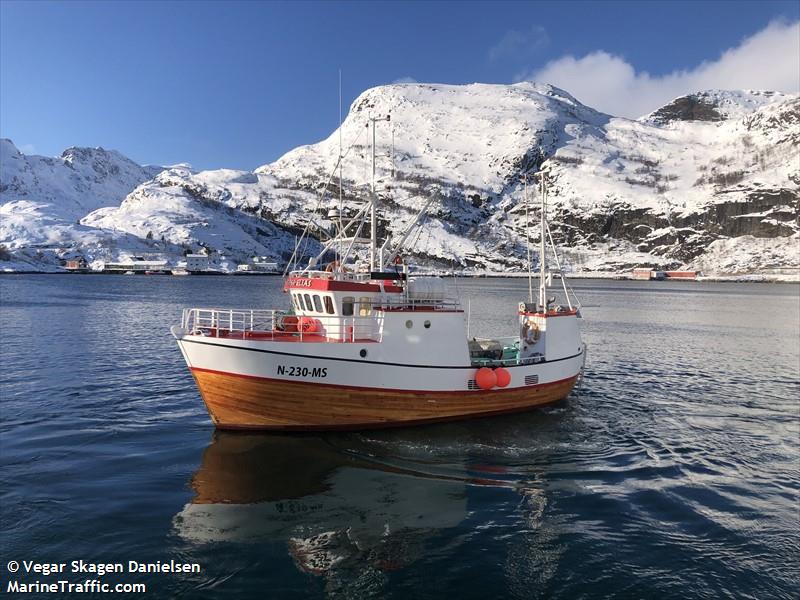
top-left (370, 117), bottom-right (376, 270)
top-left (338, 69), bottom-right (343, 271)
top-left (368, 114), bottom-right (390, 271)
top-left (538, 169), bottom-right (548, 310)
top-left (524, 174), bottom-right (533, 304)
top-left (537, 168), bottom-right (577, 312)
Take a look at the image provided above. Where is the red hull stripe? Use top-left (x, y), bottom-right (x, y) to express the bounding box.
top-left (189, 366), bottom-right (577, 396)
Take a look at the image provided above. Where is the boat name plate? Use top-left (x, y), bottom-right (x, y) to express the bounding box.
top-left (286, 278), bottom-right (313, 287)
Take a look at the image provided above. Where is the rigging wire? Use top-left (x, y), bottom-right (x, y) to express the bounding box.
top-left (545, 218), bottom-right (581, 310)
top-left (282, 123), bottom-right (368, 275)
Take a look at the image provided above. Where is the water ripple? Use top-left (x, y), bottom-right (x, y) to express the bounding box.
top-left (1, 276), bottom-right (798, 599)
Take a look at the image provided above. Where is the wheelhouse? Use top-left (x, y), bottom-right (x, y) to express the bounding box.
top-left (283, 270), bottom-right (406, 318)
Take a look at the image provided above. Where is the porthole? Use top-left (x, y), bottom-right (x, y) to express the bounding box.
top-left (359, 349), bottom-right (367, 358)
top-left (424, 320), bottom-right (431, 329)
top-left (405, 320), bottom-right (413, 329)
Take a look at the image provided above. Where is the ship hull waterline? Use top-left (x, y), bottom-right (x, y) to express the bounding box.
top-left (188, 367), bottom-right (581, 431)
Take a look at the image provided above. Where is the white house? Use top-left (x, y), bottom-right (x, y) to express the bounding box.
top-left (186, 254), bottom-right (210, 272)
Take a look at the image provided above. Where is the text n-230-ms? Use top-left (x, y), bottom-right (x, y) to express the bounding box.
top-left (277, 365), bottom-right (328, 378)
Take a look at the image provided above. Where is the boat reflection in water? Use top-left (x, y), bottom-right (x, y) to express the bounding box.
top-left (173, 432), bottom-right (468, 577)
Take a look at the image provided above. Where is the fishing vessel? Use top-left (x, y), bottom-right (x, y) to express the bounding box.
top-left (171, 116), bottom-right (586, 430)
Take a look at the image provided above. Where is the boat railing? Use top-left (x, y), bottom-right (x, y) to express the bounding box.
top-left (180, 308), bottom-right (381, 342)
top-left (316, 316), bottom-right (381, 342)
top-left (374, 297), bottom-right (461, 311)
top-left (182, 308), bottom-right (278, 334)
top-left (288, 269), bottom-right (373, 282)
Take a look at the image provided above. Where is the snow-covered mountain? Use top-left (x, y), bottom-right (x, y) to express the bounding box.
top-left (81, 166), bottom-right (302, 267)
top-left (1, 82), bottom-right (797, 275)
top-left (0, 141), bottom-right (303, 270)
top-left (0, 140), bottom-right (165, 269)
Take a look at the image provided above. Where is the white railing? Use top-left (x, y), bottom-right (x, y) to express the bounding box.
top-left (182, 308), bottom-right (278, 333)
top-left (288, 269), bottom-right (373, 282)
top-left (180, 308), bottom-right (382, 342)
top-left (373, 297), bottom-right (461, 311)
top-left (287, 271), bottom-right (462, 310)
top-left (316, 316), bottom-right (381, 342)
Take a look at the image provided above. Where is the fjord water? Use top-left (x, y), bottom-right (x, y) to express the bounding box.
top-left (1, 275), bottom-right (797, 599)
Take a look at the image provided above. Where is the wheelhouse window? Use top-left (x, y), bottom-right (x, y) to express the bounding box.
top-left (292, 294), bottom-right (300, 311)
top-left (313, 294), bottom-right (323, 313)
top-left (304, 294), bottom-right (313, 313)
top-left (359, 296), bottom-right (372, 317)
top-left (324, 296), bottom-right (335, 315)
top-left (342, 296), bottom-right (354, 316)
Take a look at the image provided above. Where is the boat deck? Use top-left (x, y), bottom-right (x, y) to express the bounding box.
top-left (469, 336), bottom-right (524, 367)
top-left (182, 308), bottom-right (382, 343)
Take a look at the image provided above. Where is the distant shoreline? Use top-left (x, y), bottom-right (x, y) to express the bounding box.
top-left (1, 270), bottom-right (797, 284)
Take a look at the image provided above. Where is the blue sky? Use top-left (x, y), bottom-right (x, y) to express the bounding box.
top-left (1, 1), bottom-right (798, 170)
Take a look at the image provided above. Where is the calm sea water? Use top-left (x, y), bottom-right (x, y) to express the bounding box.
top-left (1, 275), bottom-right (798, 599)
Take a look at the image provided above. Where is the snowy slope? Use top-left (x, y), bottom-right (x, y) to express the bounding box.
top-left (82, 167), bottom-right (303, 266)
top-left (641, 90), bottom-right (792, 125)
top-left (0, 139), bottom-right (162, 220)
top-left (1, 83), bottom-right (797, 275)
top-left (0, 141), bottom-right (306, 268)
top-left (535, 93), bottom-right (799, 270)
top-left (254, 83), bottom-right (798, 273)
top-left (0, 139), bottom-right (164, 257)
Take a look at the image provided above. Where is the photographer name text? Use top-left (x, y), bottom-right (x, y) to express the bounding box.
top-left (9, 559), bottom-right (200, 576)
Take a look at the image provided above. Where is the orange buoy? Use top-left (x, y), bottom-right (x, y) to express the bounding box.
top-left (495, 367), bottom-right (511, 388)
top-left (299, 316), bottom-right (318, 333)
top-left (282, 315), bottom-right (299, 332)
top-left (475, 367), bottom-right (497, 390)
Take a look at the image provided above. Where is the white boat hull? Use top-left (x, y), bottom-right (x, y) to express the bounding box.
top-left (176, 334), bottom-right (585, 430)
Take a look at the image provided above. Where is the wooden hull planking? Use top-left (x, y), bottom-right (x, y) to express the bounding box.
top-left (190, 368), bottom-right (579, 430)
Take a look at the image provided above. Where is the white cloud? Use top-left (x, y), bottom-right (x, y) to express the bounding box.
top-left (392, 76), bottom-right (418, 84)
top-left (522, 20), bottom-right (800, 118)
top-left (19, 143), bottom-right (36, 154)
top-left (489, 25), bottom-right (549, 61)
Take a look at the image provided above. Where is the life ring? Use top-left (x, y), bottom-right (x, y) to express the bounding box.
top-left (522, 319), bottom-right (540, 344)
